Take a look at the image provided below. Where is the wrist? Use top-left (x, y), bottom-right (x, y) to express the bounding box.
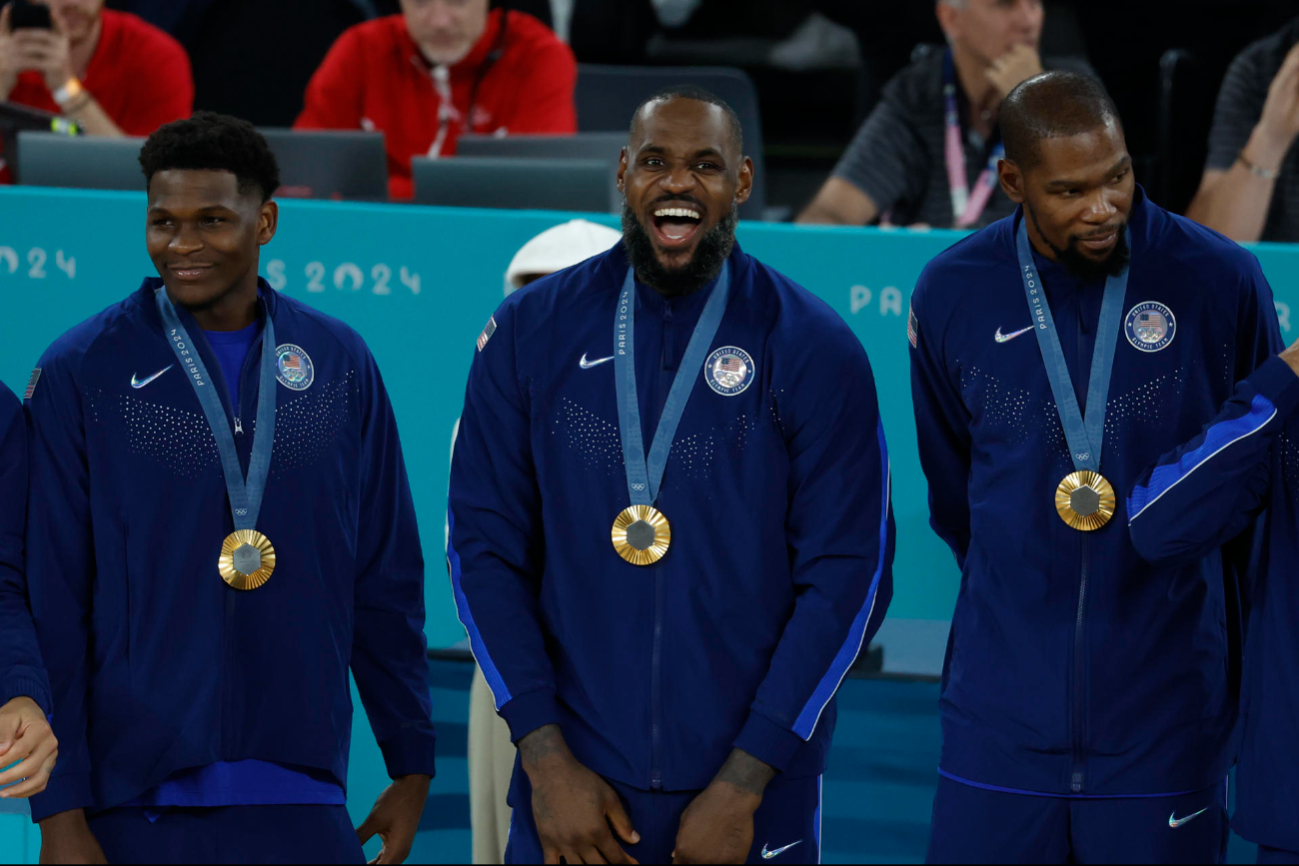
top-left (38, 808), bottom-right (88, 831)
top-left (518, 724), bottom-right (576, 777)
top-left (1245, 125), bottom-right (1294, 171)
top-left (707, 778), bottom-right (764, 814)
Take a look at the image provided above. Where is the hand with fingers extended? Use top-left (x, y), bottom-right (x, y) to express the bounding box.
top-left (0, 696), bottom-right (57, 799)
top-left (355, 773), bottom-right (432, 864)
top-left (1256, 42), bottom-right (1299, 159)
top-left (38, 809), bottom-right (107, 865)
top-left (520, 725), bottom-right (641, 865)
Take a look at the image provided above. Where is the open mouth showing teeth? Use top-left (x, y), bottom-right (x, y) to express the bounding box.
top-left (652, 207), bottom-right (704, 246)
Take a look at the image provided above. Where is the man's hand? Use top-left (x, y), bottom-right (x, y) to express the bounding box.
top-left (355, 774), bottom-right (432, 864)
top-left (0, 5), bottom-right (24, 100)
top-left (986, 44), bottom-right (1044, 99)
top-left (0, 696), bottom-right (57, 798)
top-left (672, 749), bottom-right (775, 865)
top-left (520, 724), bottom-right (640, 864)
top-left (1251, 42), bottom-right (1299, 172)
top-left (1280, 337), bottom-right (1299, 378)
top-left (8, 6), bottom-right (75, 96)
top-left (38, 810), bottom-right (107, 865)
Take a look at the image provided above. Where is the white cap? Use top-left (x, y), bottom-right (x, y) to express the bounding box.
top-left (504, 219), bottom-right (623, 296)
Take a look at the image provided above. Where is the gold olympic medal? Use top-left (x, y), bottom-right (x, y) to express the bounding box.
top-left (611, 505), bottom-right (671, 566)
top-left (1055, 470), bottom-right (1116, 532)
top-left (218, 529), bottom-right (277, 590)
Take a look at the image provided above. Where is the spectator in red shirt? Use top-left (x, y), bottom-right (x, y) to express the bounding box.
top-left (296, 0), bottom-right (578, 200)
top-left (0, 0), bottom-right (193, 138)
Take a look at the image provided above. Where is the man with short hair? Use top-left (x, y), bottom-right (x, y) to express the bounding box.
top-left (1185, 17), bottom-right (1299, 242)
top-left (797, 0), bottom-right (1093, 229)
top-left (25, 111), bottom-right (435, 864)
top-left (0, 378), bottom-right (57, 802)
top-left (296, 0), bottom-right (577, 199)
top-left (449, 87), bottom-right (893, 865)
top-left (0, 0), bottom-right (192, 140)
top-left (910, 71), bottom-right (1281, 862)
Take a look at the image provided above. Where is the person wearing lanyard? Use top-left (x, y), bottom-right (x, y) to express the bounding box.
top-left (448, 87), bottom-right (894, 865)
top-left (24, 112), bottom-right (435, 864)
top-left (910, 70), bottom-right (1282, 863)
top-left (0, 378), bottom-right (57, 802)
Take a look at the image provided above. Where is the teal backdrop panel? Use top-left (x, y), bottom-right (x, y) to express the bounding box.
top-left (4, 187), bottom-right (1299, 644)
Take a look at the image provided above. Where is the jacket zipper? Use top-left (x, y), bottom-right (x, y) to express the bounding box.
top-left (650, 298), bottom-right (672, 790)
top-left (1071, 537), bottom-right (1088, 793)
top-left (1070, 290), bottom-right (1088, 794)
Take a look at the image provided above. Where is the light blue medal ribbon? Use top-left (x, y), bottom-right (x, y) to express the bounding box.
top-left (156, 287), bottom-right (280, 586)
top-left (1015, 219), bottom-right (1129, 530)
top-left (610, 261), bottom-right (731, 563)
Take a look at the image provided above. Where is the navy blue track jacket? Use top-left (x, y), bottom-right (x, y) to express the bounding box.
top-left (909, 189), bottom-right (1282, 796)
top-left (0, 381), bottom-right (50, 714)
top-left (23, 279), bottom-right (435, 822)
top-left (1129, 355), bottom-right (1299, 851)
top-left (448, 243), bottom-right (894, 790)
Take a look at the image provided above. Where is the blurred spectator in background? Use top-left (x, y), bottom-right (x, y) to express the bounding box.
top-left (296, 0), bottom-right (577, 200)
top-left (797, 0), bottom-right (1093, 229)
top-left (1186, 16), bottom-right (1299, 242)
top-left (0, 0), bottom-right (190, 139)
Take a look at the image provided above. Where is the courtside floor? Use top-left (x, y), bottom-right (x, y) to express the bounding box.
top-left (0, 661), bottom-right (1259, 863)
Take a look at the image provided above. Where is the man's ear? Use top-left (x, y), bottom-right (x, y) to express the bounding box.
top-left (258, 200), bottom-right (279, 246)
top-left (616, 147), bottom-right (629, 194)
top-left (998, 158), bottom-right (1025, 204)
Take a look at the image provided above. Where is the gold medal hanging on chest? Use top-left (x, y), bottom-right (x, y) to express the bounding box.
top-left (1054, 470), bottom-right (1116, 532)
top-left (219, 529), bottom-right (277, 590)
top-left (611, 505), bottom-right (672, 566)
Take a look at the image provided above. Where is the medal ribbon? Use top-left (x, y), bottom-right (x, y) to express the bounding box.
top-left (156, 288), bottom-right (278, 531)
top-left (1015, 218), bottom-right (1129, 473)
top-left (614, 262), bottom-right (731, 506)
top-left (945, 50), bottom-right (1005, 229)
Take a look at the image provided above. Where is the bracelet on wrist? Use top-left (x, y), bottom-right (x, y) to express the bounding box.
top-left (62, 91), bottom-right (93, 115)
top-left (52, 77), bottom-right (84, 108)
top-left (1238, 150), bottom-right (1281, 181)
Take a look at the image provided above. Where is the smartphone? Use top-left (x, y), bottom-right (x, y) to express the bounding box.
top-left (9, 0), bottom-right (53, 31)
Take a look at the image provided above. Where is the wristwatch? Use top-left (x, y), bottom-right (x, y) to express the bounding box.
top-left (52, 77), bottom-right (85, 109)
top-left (1238, 150), bottom-right (1281, 181)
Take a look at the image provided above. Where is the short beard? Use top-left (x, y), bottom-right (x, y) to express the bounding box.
top-left (1026, 202), bottom-right (1131, 283)
top-left (621, 202), bottom-right (738, 297)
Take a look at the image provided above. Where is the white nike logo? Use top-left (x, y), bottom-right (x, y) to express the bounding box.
top-left (130, 365), bottom-right (174, 389)
top-left (1169, 807), bottom-right (1209, 829)
top-left (761, 840), bottom-right (802, 859)
top-left (995, 325), bottom-right (1034, 343)
top-left (579, 353), bottom-right (614, 369)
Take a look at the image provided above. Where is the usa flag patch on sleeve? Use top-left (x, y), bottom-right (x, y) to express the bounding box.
top-left (476, 316), bottom-right (497, 352)
top-left (23, 368), bottom-right (41, 400)
top-left (907, 302), bottom-right (919, 348)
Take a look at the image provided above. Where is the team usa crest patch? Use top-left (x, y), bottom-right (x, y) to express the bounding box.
top-left (1125, 301), bottom-right (1176, 353)
top-left (275, 344), bottom-right (314, 391)
top-left (705, 346), bottom-right (755, 396)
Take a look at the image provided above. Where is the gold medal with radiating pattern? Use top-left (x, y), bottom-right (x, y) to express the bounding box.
top-left (219, 529), bottom-right (277, 590)
top-left (1055, 470), bottom-right (1116, 531)
top-left (611, 505), bottom-right (671, 566)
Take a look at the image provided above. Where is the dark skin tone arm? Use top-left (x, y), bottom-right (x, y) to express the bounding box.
top-left (672, 749), bottom-right (776, 864)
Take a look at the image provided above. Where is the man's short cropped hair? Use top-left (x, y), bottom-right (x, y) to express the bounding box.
top-left (1001, 71), bottom-right (1122, 171)
top-left (630, 85), bottom-right (744, 153)
top-left (139, 111), bottom-right (281, 202)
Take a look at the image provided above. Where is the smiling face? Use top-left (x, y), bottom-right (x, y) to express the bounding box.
top-left (999, 119), bottom-right (1135, 278)
top-left (617, 97), bottom-right (753, 288)
top-left (146, 169), bottom-right (277, 316)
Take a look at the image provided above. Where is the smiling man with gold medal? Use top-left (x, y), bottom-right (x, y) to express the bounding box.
top-left (23, 114), bottom-right (435, 865)
top-left (910, 72), bottom-right (1285, 864)
top-left (449, 88), bottom-right (894, 865)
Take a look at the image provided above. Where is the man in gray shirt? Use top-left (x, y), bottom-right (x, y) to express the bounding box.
top-left (1186, 17), bottom-right (1299, 243)
top-left (797, 0), bottom-right (1092, 229)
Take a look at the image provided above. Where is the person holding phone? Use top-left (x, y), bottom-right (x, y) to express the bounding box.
top-left (0, 0), bottom-right (192, 149)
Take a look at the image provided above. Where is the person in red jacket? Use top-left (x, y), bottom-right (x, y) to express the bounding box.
top-left (0, 0), bottom-right (192, 137)
top-left (295, 0), bottom-right (577, 200)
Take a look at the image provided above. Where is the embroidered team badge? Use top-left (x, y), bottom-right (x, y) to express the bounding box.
top-left (275, 344), bottom-right (315, 391)
top-left (1125, 301), bottom-right (1176, 353)
top-left (705, 346), bottom-right (755, 396)
top-left (477, 316), bottom-right (497, 352)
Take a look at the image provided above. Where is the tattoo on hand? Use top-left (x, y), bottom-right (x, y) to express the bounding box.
top-left (715, 749), bottom-right (776, 797)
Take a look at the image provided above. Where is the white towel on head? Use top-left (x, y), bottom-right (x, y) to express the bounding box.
top-left (504, 219), bottom-right (623, 296)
